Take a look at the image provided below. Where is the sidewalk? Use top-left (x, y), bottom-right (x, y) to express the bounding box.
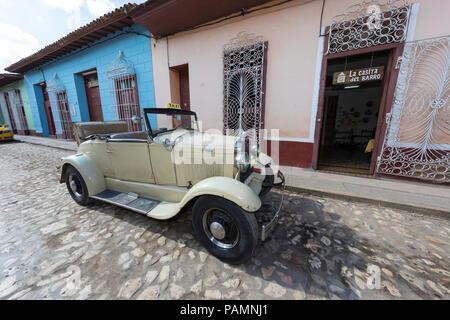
top-left (14, 135), bottom-right (449, 216)
top-left (15, 135), bottom-right (77, 152)
top-left (281, 166), bottom-right (449, 216)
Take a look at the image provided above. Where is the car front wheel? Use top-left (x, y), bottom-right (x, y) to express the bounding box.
top-left (65, 166), bottom-right (91, 206)
top-left (192, 196), bottom-right (259, 264)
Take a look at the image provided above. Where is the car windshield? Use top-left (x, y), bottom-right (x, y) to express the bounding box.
top-left (145, 109), bottom-right (198, 137)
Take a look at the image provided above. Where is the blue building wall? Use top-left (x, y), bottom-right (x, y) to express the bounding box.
top-left (0, 103), bottom-right (4, 124)
top-left (24, 24), bottom-right (156, 136)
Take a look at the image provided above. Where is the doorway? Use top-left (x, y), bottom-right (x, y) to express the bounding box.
top-left (84, 71), bottom-right (103, 122)
top-left (8, 90), bottom-right (29, 135)
top-left (41, 84), bottom-right (56, 137)
top-left (170, 64), bottom-right (190, 111)
top-left (318, 51), bottom-right (390, 175)
top-left (3, 93), bottom-right (17, 133)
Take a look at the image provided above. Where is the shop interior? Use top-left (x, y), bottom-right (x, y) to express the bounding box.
top-left (318, 50), bottom-right (390, 175)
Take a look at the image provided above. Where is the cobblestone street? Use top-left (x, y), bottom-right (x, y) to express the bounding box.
top-left (0, 141), bottom-right (449, 300)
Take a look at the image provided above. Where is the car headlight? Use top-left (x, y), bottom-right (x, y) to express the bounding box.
top-left (234, 140), bottom-right (250, 172)
top-left (249, 141), bottom-right (259, 162)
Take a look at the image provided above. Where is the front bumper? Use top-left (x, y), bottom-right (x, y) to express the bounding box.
top-left (260, 170), bottom-right (285, 241)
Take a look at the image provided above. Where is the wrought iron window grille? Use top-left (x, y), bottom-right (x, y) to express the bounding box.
top-left (223, 31), bottom-right (265, 143)
top-left (327, 0), bottom-right (411, 54)
top-left (377, 36), bottom-right (450, 182)
top-left (8, 90), bottom-right (28, 132)
top-left (47, 74), bottom-right (74, 140)
top-left (107, 51), bottom-right (142, 132)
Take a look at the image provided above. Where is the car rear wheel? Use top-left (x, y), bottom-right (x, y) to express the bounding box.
top-left (65, 166), bottom-right (91, 206)
top-left (192, 196), bottom-right (259, 264)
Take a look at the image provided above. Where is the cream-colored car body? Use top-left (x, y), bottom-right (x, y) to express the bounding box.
top-left (60, 129), bottom-right (273, 220)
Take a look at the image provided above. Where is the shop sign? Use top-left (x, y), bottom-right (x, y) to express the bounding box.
top-left (333, 66), bottom-right (384, 85)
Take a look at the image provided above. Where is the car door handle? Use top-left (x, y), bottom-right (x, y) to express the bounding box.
top-left (107, 148), bottom-right (113, 153)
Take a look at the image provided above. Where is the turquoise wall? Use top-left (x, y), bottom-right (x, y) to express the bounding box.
top-left (0, 79), bottom-right (35, 131)
top-left (24, 24), bottom-right (156, 136)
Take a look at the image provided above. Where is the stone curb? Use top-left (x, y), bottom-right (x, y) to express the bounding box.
top-left (14, 139), bottom-right (77, 153)
top-left (285, 185), bottom-right (449, 219)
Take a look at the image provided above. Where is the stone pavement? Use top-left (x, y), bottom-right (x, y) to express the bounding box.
top-left (14, 134), bottom-right (450, 216)
top-left (0, 142), bottom-right (449, 300)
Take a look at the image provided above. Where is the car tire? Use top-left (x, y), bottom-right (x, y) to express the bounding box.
top-left (65, 166), bottom-right (91, 206)
top-left (192, 196), bottom-right (259, 265)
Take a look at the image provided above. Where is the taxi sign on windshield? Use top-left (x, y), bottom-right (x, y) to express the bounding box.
top-left (166, 103), bottom-right (181, 110)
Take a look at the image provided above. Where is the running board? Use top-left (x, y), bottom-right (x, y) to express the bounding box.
top-left (91, 190), bottom-right (161, 215)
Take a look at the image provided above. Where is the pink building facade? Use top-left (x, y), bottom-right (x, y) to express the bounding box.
top-left (132, 0), bottom-right (450, 183)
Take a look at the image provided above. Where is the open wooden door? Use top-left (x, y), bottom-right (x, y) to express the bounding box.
top-left (84, 72), bottom-right (104, 122)
top-left (42, 84), bottom-right (56, 136)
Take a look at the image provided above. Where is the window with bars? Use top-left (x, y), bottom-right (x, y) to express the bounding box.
top-left (3, 93), bottom-right (17, 133)
top-left (8, 90), bottom-right (28, 132)
top-left (377, 36), bottom-right (450, 182)
top-left (107, 51), bottom-right (142, 132)
top-left (113, 74), bottom-right (141, 132)
top-left (55, 91), bottom-right (74, 140)
top-left (223, 32), bottom-right (267, 143)
top-left (47, 74), bottom-right (74, 140)
top-left (327, 0), bottom-right (411, 54)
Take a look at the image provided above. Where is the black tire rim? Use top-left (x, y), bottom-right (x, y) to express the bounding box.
top-left (202, 208), bottom-right (240, 249)
top-left (68, 173), bottom-right (83, 199)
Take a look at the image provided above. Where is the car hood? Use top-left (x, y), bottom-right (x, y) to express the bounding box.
top-left (156, 130), bottom-right (239, 150)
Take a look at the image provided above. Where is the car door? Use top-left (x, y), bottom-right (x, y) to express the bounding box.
top-left (106, 139), bottom-right (155, 184)
top-left (148, 142), bottom-right (178, 186)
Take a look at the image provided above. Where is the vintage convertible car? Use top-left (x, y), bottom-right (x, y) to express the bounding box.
top-left (60, 108), bottom-right (284, 264)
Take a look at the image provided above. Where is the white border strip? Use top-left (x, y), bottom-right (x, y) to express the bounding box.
top-left (385, 2), bottom-right (419, 146)
top-left (406, 3), bottom-right (420, 42)
top-left (307, 26), bottom-right (326, 143)
top-left (264, 136), bottom-right (314, 142)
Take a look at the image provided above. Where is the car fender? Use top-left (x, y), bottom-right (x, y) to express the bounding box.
top-left (180, 176), bottom-right (262, 212)
top-left (60, 154), bottom-right (106, 196)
